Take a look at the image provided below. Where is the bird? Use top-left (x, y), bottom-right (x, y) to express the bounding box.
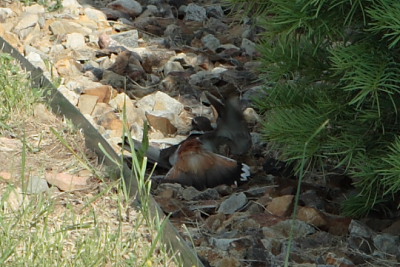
top-left (160, 137), bottom-right (250, 190)
top-left (122, 94), bottom-right (252, 169)
top-left (198, 93), bottom-right (252, 156)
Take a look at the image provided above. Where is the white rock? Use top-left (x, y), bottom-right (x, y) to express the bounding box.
top-left (84, 7), bottom-right (108, 21)
top-left (26, 52), bottom-right (47, 72)
top-left (24, 4), bottom-right (45, 14)
top-left (62, 0), bottom-right (82, 9)
top-left (0, 8), bottom-right (14, 21)
top-left (65, 32), bottom-right (86, 50)
top-left (137, 91), bottom-right (183, 115)
top-left (58, 85), bottom-right (80, 106)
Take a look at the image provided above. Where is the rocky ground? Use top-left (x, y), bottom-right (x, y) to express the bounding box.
top-left (1, 0), bottom-right (399, 266)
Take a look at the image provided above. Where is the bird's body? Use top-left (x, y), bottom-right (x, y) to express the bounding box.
top-left (163, 138), bottom-right (250, 190)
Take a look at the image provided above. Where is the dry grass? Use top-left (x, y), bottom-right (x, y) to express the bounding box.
top-left (0, 53), bottom-right (179, 266)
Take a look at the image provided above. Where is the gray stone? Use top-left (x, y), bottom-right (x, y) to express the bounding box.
top-left (210, 237), bottom-right (241, 250)
top-left (206, 5), bottom-right (224, 18)
top-left (244, 186), bottom-right (272, 197)
top-left (111, 30), bottom-right (139, 50)
top-left (201, 34), bottom-right (221, 52)
top-left (163, 61), bottom-right (184, 76)
top-left (185, 3), bottom-right (207, 22)
top-left (27, 176), bottom-right (50, 194)
top-left (241, 38), bottom-right (257, 57)
top-left (107, 0), bottom-right (143, 17)
top-left (217, 192), bottom-right (247, 214)
top-left (189, 70), bottom-right (222, 87)
top-left (182, 187), bottom-right (219, 201)
top-left (270, 219), bottom-right (316, 238)
top-left (372, 233), bottom-right (400, 255)
top-left (349, 220), bottom-right (374, 238)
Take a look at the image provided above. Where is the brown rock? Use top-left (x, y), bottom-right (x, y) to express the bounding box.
top-left (45, 172), bottom-right (89, 191)
top-left (146, 112), bottom-right (177, 136)
top-left (297, 206), bottom-right (327, 228)
top-left (326, 215), bottom-right (352, 236)
top-left (382, 219), bottom-right (400, 235)
top-left (84, 85), bottom-right (116, 103)
top-left (96, 111), bottom-right (124, 136)
top-left (251, 213), bottom-right (283, 227)
top-left (0, 171), bottom-right (12, 180)
top-left (266, 195), bottom-right (294, 217)
top-left (157, 188), bottom-right (175, 199)
top-left (77, 94), bottom-right (99, 115)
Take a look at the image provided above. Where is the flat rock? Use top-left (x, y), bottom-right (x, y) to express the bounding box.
top-left (182, 187), bottom-right (220, 201)
top-left (217, 192), bottom-right (247, 214)
top-left (111, 30), bottom-right (139, 50)
top-left (83, 85), bottom-right (116, 103)
top-left (145, 111), bottom-right (177, 135)
top-left (270, 219), bottom-right (316, 238)
top-left (349, 220), bottom-right (374, 238)
top-left (65, 32), bottom-right (86, 50)
top-left (78, 94), bottom-right (98, 115)
top-left (49, 20), bottom-right (92, 36)
top-left (45, 171), bottom-right (89, 191)
top-left (372, 233), bottom-right (400, 255)
top-left (27, 175), bottom-right (50, 194)
top-left (107, 0), bottom-right (143, 18)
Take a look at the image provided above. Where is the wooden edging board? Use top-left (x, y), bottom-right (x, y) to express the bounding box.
top-left (0, 36), bottom-right (204, 267)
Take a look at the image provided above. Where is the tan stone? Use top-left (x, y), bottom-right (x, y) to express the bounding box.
top-left (3, 31), bottom-right (23, 52)
top-left (297, 206), bottom-right (327, 227)
top-left (49, 20), bottom-right (92, 36)
top-left (0, 171), bottom-right (12, 180)
top-left (33, 103), bottom-right (57, 124)
top-left (96, 111), bottom-right (124, 137)
top-left (146, 112), bottom-right (177, 136)
top-left (109, 92), bottom-right (144, 126)
top-left (83, 85), bottom-right (116, 103)
top-left (54, 57), bottom-right (82, 77)
top-left (77, 94), bottom-right (98, 115)
top-left (266, 195), bottom-right (294, 217)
